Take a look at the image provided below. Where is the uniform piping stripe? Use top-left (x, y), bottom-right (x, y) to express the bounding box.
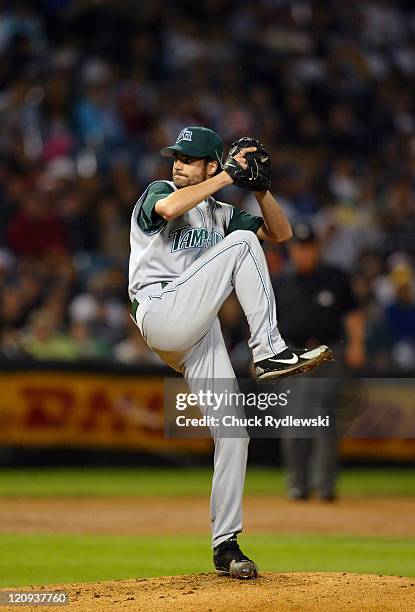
top-left (242, 242), bottom-right (278, 355)
top-left (149, 239), bottom-right (277, 355)
top-left (195, 205), bottom-right (207, 259)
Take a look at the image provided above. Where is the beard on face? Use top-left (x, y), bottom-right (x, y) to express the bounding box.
top-left (172, 165), bottom-right (208, 189)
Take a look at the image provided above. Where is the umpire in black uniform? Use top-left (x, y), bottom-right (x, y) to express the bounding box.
top-left (273, 223), bottom-right (365, 500)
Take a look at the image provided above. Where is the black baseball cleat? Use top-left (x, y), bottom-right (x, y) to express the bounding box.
top-left (213, 536), bottom-right (259, 580)
top-left (255, 345), bottom-right (333, 381)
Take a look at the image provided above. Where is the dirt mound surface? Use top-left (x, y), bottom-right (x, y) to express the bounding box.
top-left (2, 573), bottom-right (414, 611)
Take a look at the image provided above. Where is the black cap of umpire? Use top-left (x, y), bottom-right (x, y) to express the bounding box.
top-left (291, 222), bottom-right (317, 243)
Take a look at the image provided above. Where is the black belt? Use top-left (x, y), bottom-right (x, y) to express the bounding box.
top-left (131, 281), bottom-right (170, 321)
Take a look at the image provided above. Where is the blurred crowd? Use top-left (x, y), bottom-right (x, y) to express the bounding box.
top-left (1, 0), bottom-right (415, 370)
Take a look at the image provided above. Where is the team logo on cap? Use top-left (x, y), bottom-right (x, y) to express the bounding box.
top-left (176, 129), bottom-right (193, 143)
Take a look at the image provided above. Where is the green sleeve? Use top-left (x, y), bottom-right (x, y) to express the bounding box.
top-left (225, 207), bottom-right (263, 236)
top-left (138, 181), bottom-right (174, 233)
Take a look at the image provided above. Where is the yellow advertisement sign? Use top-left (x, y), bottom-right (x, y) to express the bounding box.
top-left (340, 379), bottom-right (415, 460)
top-left (0, 371), bottom-right (211, 453)
top-left (341, 438), bottom-right (415, 461)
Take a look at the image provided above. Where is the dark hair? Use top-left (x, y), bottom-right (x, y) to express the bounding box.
top-left (205, 157), bottom-right (222, 175)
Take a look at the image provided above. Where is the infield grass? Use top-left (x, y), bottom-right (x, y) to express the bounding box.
top-left (0, 532), bottom-right (414, 587)
top-left (1, 467), bottom-right (415, 497)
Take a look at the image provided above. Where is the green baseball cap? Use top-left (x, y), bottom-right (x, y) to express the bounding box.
top-left (160, 126), bottom-right (224, 164)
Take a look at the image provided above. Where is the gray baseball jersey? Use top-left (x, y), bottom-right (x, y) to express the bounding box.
top-left (128, 180), bottom-right (263, 302)
top-left (129, 180), bottom-right (286, 548)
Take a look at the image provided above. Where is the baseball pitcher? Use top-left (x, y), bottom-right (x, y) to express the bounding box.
top-left (129, 126), bottom-right (332, 579)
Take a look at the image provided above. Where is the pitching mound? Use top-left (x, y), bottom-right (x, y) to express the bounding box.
top-left (4, 573), bottom-right (414, 611)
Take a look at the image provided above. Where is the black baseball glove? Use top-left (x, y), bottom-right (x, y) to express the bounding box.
top-left (222, 137), bottom-right (271, 192)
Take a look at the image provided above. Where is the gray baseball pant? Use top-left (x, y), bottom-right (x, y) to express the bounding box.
top-left (133, 229), bottom-right (286, 547)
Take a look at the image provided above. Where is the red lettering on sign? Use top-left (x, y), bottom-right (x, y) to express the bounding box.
top-left (81, 391), bottom-right (126, 432)
top-left (22, 387), bottom-right (74, 427)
